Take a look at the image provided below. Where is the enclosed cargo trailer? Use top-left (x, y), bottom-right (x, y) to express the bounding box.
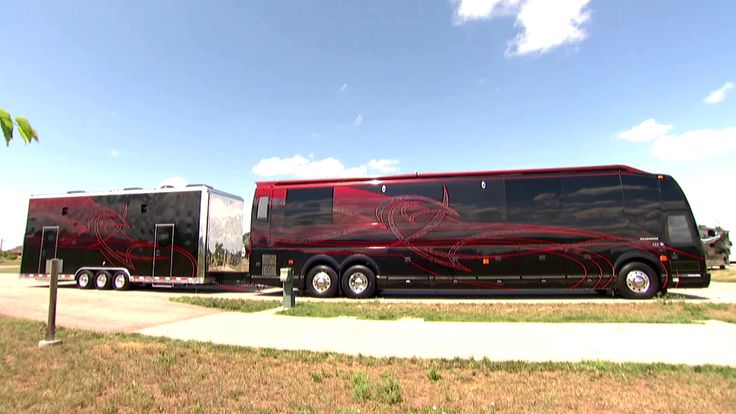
top-left (20, 186), bottom-right (247, 290)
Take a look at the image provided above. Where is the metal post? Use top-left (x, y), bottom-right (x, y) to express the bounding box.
top-left (39, 258), bottom-right (63, 347)
top-left (280, 267), bottom-right (295, 308)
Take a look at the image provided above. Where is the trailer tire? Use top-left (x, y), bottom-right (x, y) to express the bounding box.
top-left (112, 271), bottom-right (131, 291)
top-left (616, 262), bottom-right (659, 299)
top-left (305, 265), bottom-right (339, 298)
top-left (341, 265), bottom-right (376, 299)
top-left (94, 271), bottom-right (113, 290)
top-left (76, 270), bottom-right (94, 289)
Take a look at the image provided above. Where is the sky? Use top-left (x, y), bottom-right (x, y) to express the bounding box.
top-left (1, 0), bottom-right (735, 249)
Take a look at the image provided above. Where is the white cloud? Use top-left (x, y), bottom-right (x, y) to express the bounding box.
top-left (367, 159), bottom-right (400, 173)
top-left (452, 0), bottom-right (592, 56)
top-left (616, 119), bottom-right (673, 142)
top-left (617, 119), bottom-right (736, 161)
top-left (110, 149), bottom-right (120, 157)
top-left (339, 83), bottom-right (348, 93)
top-left (252, 155), bottom-right (400, 179)
top-left (650, 127), bottom-right (736, 161)
top-left (703, 82), bottom-right (734, 104)
top-left (352, 114), bottom-right (364, 127)
top-left (0, 190), bottom-right (30, 249)
top-left (158, 176), bottom-right (188, 188)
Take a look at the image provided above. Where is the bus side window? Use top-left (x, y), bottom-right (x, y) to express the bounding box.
top-left (285, 187), bottom-right (333, 226)
top-left (667, 215), bottom-right (695, 244)
top-left (506, 177), bottom-right (561, 224)
top-left (256, 196), bottom-right (269, 221)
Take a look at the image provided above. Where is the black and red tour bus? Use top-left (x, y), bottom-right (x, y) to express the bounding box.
top-left (249, 165), bottom-right (709, 299)
top-left (20, 186), bottom-right (247, 290)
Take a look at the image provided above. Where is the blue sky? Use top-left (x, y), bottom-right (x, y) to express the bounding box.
top-left (1, 0), bottom-right (735, 248)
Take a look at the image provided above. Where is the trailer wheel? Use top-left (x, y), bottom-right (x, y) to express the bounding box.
top-left (616, 262), bottom-right (659, 299)
top-left (76, 270), bottom-right (94, 289)
top-left (94, 271), bottom-right (113, 290)
top-left (112, 271), bottom-right (131, 291)
top-left (305, 265), bottom-right (339, 298)
top-left (341, 265), bottom-right (376, 299)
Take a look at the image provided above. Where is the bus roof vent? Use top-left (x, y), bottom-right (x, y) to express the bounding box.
top-left (123, 187), bottom-right (143, 191)
top-left (159, 185), bottom-right (175, 189)
top-left (66, 190), bottom-right (85, 194)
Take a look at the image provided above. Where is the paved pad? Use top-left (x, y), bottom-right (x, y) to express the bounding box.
top-left (0, 277), bottom-right (221, 332)
top-left (137, 309), bottom-right (736, 366)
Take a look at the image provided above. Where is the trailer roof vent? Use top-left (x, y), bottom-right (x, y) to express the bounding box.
top-left (67, 190), bottom-right (85, 194)
top-left (124, 187), bottom-right (143, 191)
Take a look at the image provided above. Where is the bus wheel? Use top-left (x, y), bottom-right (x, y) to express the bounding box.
top-left (341, 265), bottom-right (376, 299)
top-left (94, 271), bottom-right (113, 290)
top-left (76, 270), bottom-right (94, 289)
top-left (617, 262), bottom-right (659, 299)
top-left (112, 271), bottom-right (131, 291)
top-left (306, 265), bottom-right (339, 298)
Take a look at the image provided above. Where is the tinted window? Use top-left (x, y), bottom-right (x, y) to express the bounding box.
top-left (667, 215), bottom-right (694, 244)
top-left (660, 176), bottom-right (688, 211)
top-left (560, 175), bottom-right (623, 230)
top-left (506, 178), bottom-right (561, 224)
top-left (447, 180), bottom-right (506, 222)
top-left (622, 174), bottom-right (662, 237)
top-left (384, 183), bottom-right (444, 201)
top-left (256, 196), bottom-right (269, 221)
top-left (285, 187), bottom-right (333, 226)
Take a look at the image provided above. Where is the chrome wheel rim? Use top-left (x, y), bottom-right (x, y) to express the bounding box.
top-left (311, 271), bottom-right (332, 293)
top-left (348, 272), bottom-right (369, 294)
top-left (96, 274), bottom-right (107, 288)
top-left (625, 270), bottom-right (650, 293)
top-left (114, 274), bottom-right (126, 289)
top-left (79, 274), bottom-right (90, 287)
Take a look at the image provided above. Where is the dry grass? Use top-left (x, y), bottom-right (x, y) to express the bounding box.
top-left (0, 259), bottom-right (20, 274)
top-left (712, 268), bottom-right (736, 283)
top-left (1, 316), bottom-right (735, 413)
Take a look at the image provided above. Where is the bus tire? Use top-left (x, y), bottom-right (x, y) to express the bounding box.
top-left (94, 271), bottom-right (113, 290)
top-left (617, 262), bottom-right (659, 299)
top-left (76, 270), bottom-right (94, 289)
top-left (305, 265), bottom-right (339, 298)
top-left (341, 265), bottom-right (376, 299)
top-left (112, 271), bottom-right (131, 291)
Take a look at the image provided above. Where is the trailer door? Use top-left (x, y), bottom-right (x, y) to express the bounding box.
top-left (38, 226), bottom-right (59, 274)
top-left (153, 224), bottom-right (175, 277)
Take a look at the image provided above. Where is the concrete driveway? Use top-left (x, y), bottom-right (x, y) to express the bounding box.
top-left (0, 276), bottom-right (226, 332)
top-left (2, 275), bottom-right (735, 366)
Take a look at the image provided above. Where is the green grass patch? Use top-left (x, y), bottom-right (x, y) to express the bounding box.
top-left (1, 316), bottom-right (735, 414)
top-left (171, 296), bottom-right (280, 312)
top-left (175, 297), bottom-right (736, 324)
top-left (277, 300), bottom-right (736, 324)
